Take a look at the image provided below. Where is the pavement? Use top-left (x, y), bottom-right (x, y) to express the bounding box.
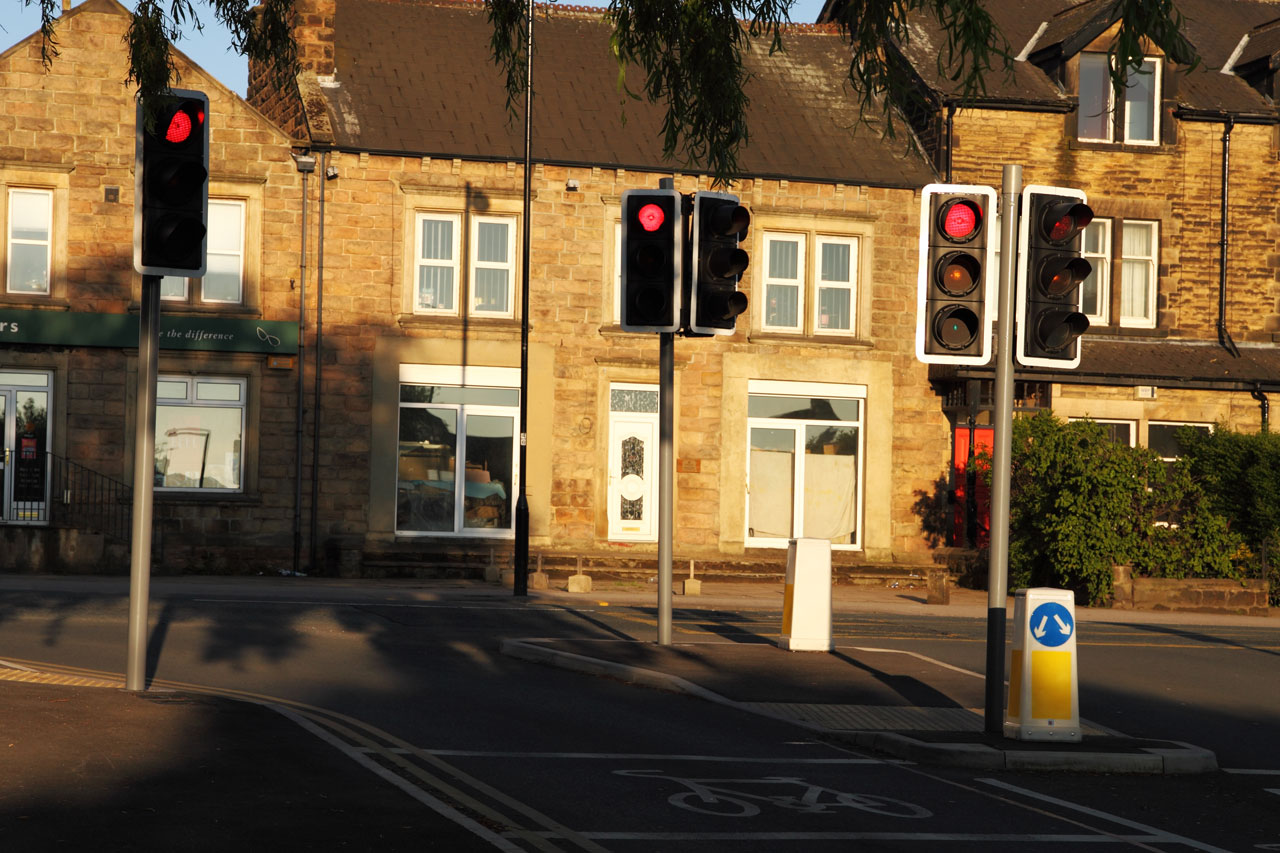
top-left (1, 576), bottom-right (1269, 848)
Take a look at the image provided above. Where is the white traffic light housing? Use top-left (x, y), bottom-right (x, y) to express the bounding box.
top-left (1015, 186), bottom-right (1093, 369)
top-left (620, 189), bottom-right (682, 333)
top-left (689, 190), bottom-right (750, 335)
top-left (134, 89), bottom-right (210, 277)
top-left (915, 183), bottom-right (996, 365)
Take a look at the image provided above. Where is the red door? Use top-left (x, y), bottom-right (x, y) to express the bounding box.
top-left (952, 426), bottom-right (993, 547)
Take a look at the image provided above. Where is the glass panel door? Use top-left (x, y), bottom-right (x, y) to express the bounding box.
top-left (2, 384), bottom-right (49, 524)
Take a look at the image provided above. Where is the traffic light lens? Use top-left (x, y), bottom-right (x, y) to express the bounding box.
top-left (1048, 215), bottom-right (1074, 242)
top-left (934, 305), bottom-right (979, 350)
top-left (637, 203), bottom-right (665, 232)
top-left (633, 243), bottom-right (664, 277)
top-left (165, 110), bottom-right (193, 144)
top-left (941, 200), bottom-right (980, 242)
top-left (936, 252), bottom-right (980, 296)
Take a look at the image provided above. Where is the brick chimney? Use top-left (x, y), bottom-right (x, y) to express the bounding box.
top-left (294, 0), bottom-right (336, 76)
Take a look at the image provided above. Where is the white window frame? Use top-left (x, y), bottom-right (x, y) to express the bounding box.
top-left (1147, 421), bottom-right (1212, 464)
top-left (1069, 416), bottom-right (1136, 447)
top-left (161, 198), bottom-right (246, 304)
top-left (413, 212), bottom-right (462, 315)
top-left (1077, 54), bottom-right (1162, 146)
top-left (154, 375), bottom-right (247, 494)
top-left (761, 232), bottom-right (806, 333)
top-left (1119, 220), bottom-right (1159, 329)
top-left (469, 215), bottom-right (517, 319)
top-left (394, 364), bottom-right (520, 538)
top-left (745, 379), bottom-right (866, 551)
top-left (813, 235), bottom-right (858, 336)
top-left (1080, 219), bottom-right (1111, 324)
top-left (7, 187), bottom-right (52, 295)
top-left (611, 220), bottom-right (622, 324)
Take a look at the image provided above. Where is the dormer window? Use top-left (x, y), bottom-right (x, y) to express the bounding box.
top-left (1078, 54), bottom-right (1161, 145)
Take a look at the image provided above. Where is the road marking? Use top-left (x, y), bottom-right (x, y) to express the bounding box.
top-left (850, 646), bottom-right (985, 679)
top-left (362, 748), bottom-right (888, 763)
top-left (978, 778), bottom-right (1236, 853)
top-left (275, 706), bottom-right (524, 853)
top-left (516, 830), bottom-right (1164, 842)
top-left (1224, 768), bottom-right (1280, 775)
top-left (191, 598), bottom-right (571, 611)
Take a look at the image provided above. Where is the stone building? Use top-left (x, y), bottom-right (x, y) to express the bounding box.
top-left (842, 0), bottom-right (1280, 546)
top-left (247, 0), bottom-right (949, 577)
top-left (0, 0), bottom-right (305, 570)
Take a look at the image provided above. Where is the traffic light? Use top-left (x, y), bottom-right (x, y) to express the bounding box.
top-left (620, 189), bottom-right (681, 333)
top-left (689, 190), bottom-right (750, 335)
top-left (134, 89), bottom-right (209, 277)
top-left (915, 184), bottom-right (996, 365)
top-left (1015, 186), bottom-right (1093, 369)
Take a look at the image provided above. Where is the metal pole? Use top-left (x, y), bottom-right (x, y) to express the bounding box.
top-left (126, 274), bottom-right (160, 691)
top-left (985, 163), bottom-right (1020, 733)
top-left (513, 0), bottom-right (534, 596)
top-left (657, 331), bottom-right (674, 645)
top-left (292, 155), bottom-right (313, 576)
top-left (310, 151), bottom-right (327, 573)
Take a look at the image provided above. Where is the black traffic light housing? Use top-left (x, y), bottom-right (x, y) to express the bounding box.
top-left (620, 189), bottom-right (682, 333)
top-left (915, 184), bottom-right (996, 365)
top-left (689, 190), bottom-right (750, 335)
top-left (134, 89), bottom-right (209, 277)
top-left (1015, 186), bottom-right (1093, 369)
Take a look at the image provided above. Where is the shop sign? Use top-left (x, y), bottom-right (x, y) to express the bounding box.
top-left (0, 309), bottom-right (298, 354)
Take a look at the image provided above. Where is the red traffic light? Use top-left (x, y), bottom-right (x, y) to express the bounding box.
top-left (939, 199), bottom-right (981, 242)
top-left (1039, 201), bottom-right (1093, 244)
top-left (637, 203), bottom-right (665, 232)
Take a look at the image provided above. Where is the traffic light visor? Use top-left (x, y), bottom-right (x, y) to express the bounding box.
top-left (939, 199), bottom-right (982, 242)
top-left (1040, 201), bottom-right (1093, 244)
top-left (637, 203), bottom-right (665, 232)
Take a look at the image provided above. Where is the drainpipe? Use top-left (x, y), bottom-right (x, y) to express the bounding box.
top-left (291, 153), bottom-right (315, 575)
top-left (1218, 117), bottom-right (1240, 357)
top-left (310, 150), bottom-right (329, 574)
top-left (1253, 386), bottom-right (1270, 432)
top-left (944, 102), bottom-right (956, 182)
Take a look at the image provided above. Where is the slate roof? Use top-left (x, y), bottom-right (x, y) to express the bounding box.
top-left (825, 0), bottom-right (1280, 121)
top-left (318, 0), bottom-right (935, 187)
top-left (952, 339), bottom-right (1280, 391)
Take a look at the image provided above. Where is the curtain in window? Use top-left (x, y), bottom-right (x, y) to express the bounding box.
top-left (766, 239), bottom-right (800, 327)
top-left (8, 189), bottom-right (51, 293)
top-left (473, 221), bottom-right (509, 313)
top-left (1120, 225), bottom-right (1153, 322)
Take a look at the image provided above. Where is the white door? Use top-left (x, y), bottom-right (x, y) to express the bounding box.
top-left (607, 389), bottom-right (659, 541)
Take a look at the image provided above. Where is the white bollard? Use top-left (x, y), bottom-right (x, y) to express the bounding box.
top-left (1005, 587), bottom-right (1081, 742)
top-left (778, 538), bottom-right (833, 652)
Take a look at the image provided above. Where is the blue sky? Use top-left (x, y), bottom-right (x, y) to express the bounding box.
top-left (4, 0), bottom-right (828, 98)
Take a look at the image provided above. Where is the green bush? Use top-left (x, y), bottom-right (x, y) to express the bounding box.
top-left (989, 412), bottom-right (1240, 605)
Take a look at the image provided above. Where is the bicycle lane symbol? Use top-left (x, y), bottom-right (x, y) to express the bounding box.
top-left (612, 769), bottom-right (933, 819)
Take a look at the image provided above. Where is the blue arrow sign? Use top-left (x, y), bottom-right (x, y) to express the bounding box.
top-left (1029, 601), bottom-right (1074, 647)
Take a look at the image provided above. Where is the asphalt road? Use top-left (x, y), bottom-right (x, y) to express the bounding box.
top-left (2, 575), bottom-right (1278, 851)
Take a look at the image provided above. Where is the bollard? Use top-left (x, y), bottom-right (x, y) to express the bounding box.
top-left (778, 538), bottom-right (833, 652)
top-left (1005, 587), bottom-right (1081, 742)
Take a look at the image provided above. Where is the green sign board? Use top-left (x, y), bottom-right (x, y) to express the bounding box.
top-left (0, 309), bottom-right (298, 354)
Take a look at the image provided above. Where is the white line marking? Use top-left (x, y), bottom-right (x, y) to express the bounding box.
top-left (1266, 789), bottom-right (1280, 797)
top-left (1223, 768), bottom-right (1280, 775)
top-left (192, 598), bottom-right (570, 611)
top-left (271, 705), bottom-right (523, 853)
top-left (515, 831), bottom-right (1157, 842)
top-left (0, 658), bottom-right (39, 671)
top-left (359, 749), bottom-right (888, 763)
top-left (978, 778), bottom-right (1237, 853)
top-left (851, 647), bottom-right (984, 679)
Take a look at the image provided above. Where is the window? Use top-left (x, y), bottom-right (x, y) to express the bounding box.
top-left (1079, 220), bottom-right (1111, 323)
top-left (1120, 221), bottom-right (1158, 328)
top-left (7, 188), bottom-right (52, 295)
top-left (762, 233), bottom-right (805, 331)
top-left (154, 376), bottom-right (245, 492)
top-left (1069, 417), bottom-right (1135, 446)
top-left (412, 212), bottom-right (517, 318)
top-left (471, 216), bottom-right (516, 317)
top-left (815, 236), bottom-right (858, 334)
top-left (161, 199), bottom-right (246, 304)
top-left (746, 380), bottom-right (865, 550)
top-left (395, 365), bottom-right (519, 537)
top-left (414, 213), bottom-right (461, 314)
top-left (1078, 54), bottom-right (1161, 145)
top-left (1148, 421), bottom-right (1211, 465)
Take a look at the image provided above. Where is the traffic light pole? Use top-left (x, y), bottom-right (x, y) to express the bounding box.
top-left (126, 274), bottom-right (161, 691)
top-left (984, 164), bottom-right (1020, 733)
top-left (657, 331), bottom-right (674, 646)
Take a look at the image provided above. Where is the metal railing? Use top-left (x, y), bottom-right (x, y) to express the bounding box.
top-left (3, 450), bottom-right (131, 542)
